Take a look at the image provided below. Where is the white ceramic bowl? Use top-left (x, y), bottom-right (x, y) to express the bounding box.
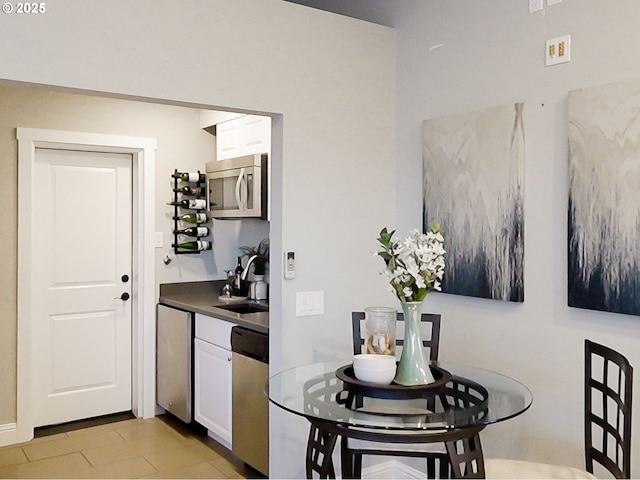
top-left (353, 354), bottom-right (396, 384)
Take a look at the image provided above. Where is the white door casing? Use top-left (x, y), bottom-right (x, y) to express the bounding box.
top-left (32, 148), bottom-right (132, 426)
top-left (16, 128), bottom-right (156, 443)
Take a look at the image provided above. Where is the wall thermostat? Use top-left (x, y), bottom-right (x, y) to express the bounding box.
top-left (284, 251), bottom-right (296, 279)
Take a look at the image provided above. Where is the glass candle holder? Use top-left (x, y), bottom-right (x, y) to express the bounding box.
top-left (364, 306), bottom-right (397, 355)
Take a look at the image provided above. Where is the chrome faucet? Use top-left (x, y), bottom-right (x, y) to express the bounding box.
top-left (241, 254), bottom-right (259, 280)
top-left (221, 270), bottom-right (234, 297)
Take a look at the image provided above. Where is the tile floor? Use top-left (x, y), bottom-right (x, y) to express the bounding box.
top-left (0, 414), bottom-right (265, 479)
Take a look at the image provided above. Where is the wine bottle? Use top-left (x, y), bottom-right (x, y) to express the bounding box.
top-left (173, 213), bottom-right (207, 224)
top-left (172, 240), bottom-right (211, 251)
top-left (173, 185), bottom-right (205, 196)
top-left (166, 198), bottom-right (207, 210)
top-left (172, 171), bottom-right (205, 183)
top-left (174, 226), bottom-right (209, 237)
top-left (234, 256), bottom-right (244, 293)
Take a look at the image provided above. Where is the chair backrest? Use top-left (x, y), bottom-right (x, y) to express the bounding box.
top-left (584, 339), bottom-right (633, 479)
top-left (351, 311), bottom-right (441, 361)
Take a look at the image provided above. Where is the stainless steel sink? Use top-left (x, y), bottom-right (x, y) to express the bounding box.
top-left (215, 303), bottom-right (268, 314)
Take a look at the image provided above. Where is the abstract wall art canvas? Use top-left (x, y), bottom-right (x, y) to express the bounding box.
top-left (568, 77), bottom-right (640, 316)
top-left (422, 103), bottom-right (524, 302)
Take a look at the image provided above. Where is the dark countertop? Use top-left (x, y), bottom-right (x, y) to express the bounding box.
top-left (159, 280), bottom-right (269, 334)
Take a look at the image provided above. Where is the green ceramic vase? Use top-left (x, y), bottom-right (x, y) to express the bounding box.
top-left (393, 301), bottom-right (436, 386)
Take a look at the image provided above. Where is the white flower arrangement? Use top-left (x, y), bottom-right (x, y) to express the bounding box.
top-left (376, 221), bottom-right (446, 302)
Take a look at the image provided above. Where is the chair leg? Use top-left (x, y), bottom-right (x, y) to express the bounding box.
top-left (445, 432), bottom-right (485, 479)
top-left (426, 453), bottom-right (454, 479)
top-left (339, 441), bottom-right (363, 479)
top-left (340, 439), bottom-right (354, 479)
top-left (306, 422), bottom-right (339, 479)
top-left (353, 452), bottom-right (363, 478)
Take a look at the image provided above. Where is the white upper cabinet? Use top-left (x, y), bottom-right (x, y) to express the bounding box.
top-left (216, 115), bottom-right (271, 160)
top-left (216, 118), bottom-right (242, 159)
top-left (239, 115), bottom-right (271, 155)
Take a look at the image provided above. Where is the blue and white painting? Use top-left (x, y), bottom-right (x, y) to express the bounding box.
top-left (422, 104), bottom-right (525, 302)
top-left (568, 78), bottom-right (640, 316)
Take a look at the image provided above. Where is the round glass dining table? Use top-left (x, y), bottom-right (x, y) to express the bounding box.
top-left (268, 359), bottom-right (532, 479)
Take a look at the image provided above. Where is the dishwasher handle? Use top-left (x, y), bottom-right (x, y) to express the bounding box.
top-left (231, 326), bottom-right (269, 363)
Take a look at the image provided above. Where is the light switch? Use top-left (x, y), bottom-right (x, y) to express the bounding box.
top-left (155, 232), bottom-right (163, 248)
top-left (296, 291), bottom-right (325, 317)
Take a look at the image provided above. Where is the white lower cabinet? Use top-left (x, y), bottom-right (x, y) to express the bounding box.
top-left (193, 313), bottom-right (235, 449)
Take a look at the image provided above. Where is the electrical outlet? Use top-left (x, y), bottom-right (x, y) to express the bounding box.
top-left (546, 34), bottom-right (571, 66)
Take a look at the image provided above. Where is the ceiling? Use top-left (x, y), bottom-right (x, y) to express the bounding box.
top-left (283, 0), bottom-right (395, 27)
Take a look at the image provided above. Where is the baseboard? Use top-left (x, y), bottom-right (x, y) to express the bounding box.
top-left (362, 459), bottom-right (425, 479)
top-left (0, 423), bottom-right (18, 447)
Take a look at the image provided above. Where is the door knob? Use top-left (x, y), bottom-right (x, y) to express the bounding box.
top-left (115, 292), bottom-right (130, 301)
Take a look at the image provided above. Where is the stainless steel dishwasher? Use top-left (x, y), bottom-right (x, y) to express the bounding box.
top-left (156, 304), bottom-right (193, 423)
top-left (231, 326), bottom-right (269, 476)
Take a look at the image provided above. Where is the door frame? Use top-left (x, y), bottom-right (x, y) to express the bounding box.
top-left (16, 127), bottom-right (157, 443)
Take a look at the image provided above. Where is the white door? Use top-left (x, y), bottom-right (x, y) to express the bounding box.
top-left (31, 148), bottom-right (132, 427)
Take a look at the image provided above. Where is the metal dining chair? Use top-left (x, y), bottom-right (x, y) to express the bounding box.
top-left (351, 311), bottom-right (441, 361)
top-left (485, 339), bottom-right (633, 479)
top-left (343, 311), bottom-right (449, 478)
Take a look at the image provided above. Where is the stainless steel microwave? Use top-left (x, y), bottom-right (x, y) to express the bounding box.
top-left (205, 153), bottom-right (268, 219)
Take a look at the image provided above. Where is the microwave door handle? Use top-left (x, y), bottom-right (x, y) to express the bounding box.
top-left (235, 168), bottom-right (246, 211)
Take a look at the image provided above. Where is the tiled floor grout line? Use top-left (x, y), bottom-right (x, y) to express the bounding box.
top-left (19, 446), bottom-right (28, 463)
top-left (79, 449), bottom-right (93, 469)
top-left (114, 428), bottom-right (129, 442)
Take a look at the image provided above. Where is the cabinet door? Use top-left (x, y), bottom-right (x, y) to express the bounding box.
top-left (216, 118), bottom-right (241, 160)
top-left (216, 115), bottom-right (271, 160)
top-left (240, 115), bottom-right (271, 156)
top-left (194, 338), bottom-right (233, 448)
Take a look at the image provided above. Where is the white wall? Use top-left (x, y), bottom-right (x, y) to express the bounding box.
top-left (390, 0), bottom-right (640, 474)
top-left (288, 0), bottom-right (640, 474)
top-left (0, 1), bottom-right (396, 477)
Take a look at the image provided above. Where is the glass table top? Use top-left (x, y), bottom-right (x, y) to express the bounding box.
top-left (268, 359), bottom-right (533, 432)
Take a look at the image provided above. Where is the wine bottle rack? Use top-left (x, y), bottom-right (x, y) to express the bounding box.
top-left (171, 169), bottom-right (208, 255)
